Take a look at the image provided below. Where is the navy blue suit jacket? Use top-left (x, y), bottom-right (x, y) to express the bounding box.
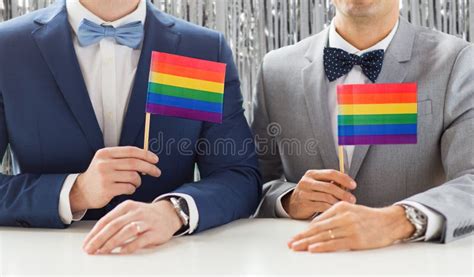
top-left (0, 1), bottom-right (261, 230)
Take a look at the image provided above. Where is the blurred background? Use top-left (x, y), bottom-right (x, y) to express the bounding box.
top-left (0, 0), bottom-right (472, 174)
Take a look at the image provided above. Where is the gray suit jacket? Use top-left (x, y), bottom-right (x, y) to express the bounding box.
top-left (251, 18), bottom-right (474, 243)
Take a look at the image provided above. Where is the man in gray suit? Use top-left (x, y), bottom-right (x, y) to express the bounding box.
top-left (252, 0), bottom-right (474, 253)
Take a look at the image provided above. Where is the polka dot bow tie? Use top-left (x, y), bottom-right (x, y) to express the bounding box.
top-left (323, 47), bottom-right (385, 83)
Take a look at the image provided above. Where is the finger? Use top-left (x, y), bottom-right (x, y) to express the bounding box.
top-left (309, 202), bottom-right (332, 213)
top-left (296, 198), bottom-right (331, 215)
top-left (306, 170), bottom-right (356, 190)
top-left (290, 214), bottom-right (345, 243)
top-left (112, 171), bottom-right (142, 187)
top-left (308, 239), bottom-right (350, 253)
top-left (98, 221), bottom-right (149, 254)
top-left (299, 191), bottom-right (339, 205)
top-left (83, 201), bottom-right (138, 246)
top-left (99, 147), bottom-right (159, 164)
top-left (120, 231), bottom-right (156, 255)
top-left (84, 211), bottom-right (139, 254)
top-left (113, 159), bottom-right (161, 177)
top-left (110, 183), bottom-right (137, 197)
top-left (312, 202), bottom-right (353, 224)
top-left (290, 227), bottom-right (346, 251)
top-left (303, 180), bottom-right (356, 203)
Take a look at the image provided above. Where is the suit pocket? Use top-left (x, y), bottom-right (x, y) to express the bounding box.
top-left (418, 99), bottom-right (432, 117)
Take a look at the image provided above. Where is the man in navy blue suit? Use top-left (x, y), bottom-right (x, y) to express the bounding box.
top-left (0, 0), bottom-right (261, 254)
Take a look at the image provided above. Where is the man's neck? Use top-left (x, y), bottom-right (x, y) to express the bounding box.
top-left (334, 13), bottom-right (399, 50)
top-left (79, 0), bottom-right (141, 22)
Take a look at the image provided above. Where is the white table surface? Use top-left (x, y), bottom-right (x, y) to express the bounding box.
top-left (0, 219), bottom-right (472, 276)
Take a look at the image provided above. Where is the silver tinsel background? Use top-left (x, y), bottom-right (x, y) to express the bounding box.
top-left (0, 0), bottom-right (472, 173)
top-left (0, 0), bottom-right (472, 119)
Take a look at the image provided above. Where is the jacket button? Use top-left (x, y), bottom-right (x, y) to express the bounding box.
top-left (454, 228), bottom-right (461, 237)
top-left (16, 220), bottom-right (31, 228)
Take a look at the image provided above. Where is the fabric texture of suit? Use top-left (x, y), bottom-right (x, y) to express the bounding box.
top-left (0, 0), bottom-right (261, 230)
top-left (252, 17), bottom-right (474, 243)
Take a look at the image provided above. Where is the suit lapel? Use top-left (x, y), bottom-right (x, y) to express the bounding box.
top-left (119, 3), bottom-right (181, 146)
top-left (302, 29), bottom-right (340, 170)
top-left (349, 18), bottom-right (416, 179)
top-left (32, 1), bottom-right (104, 152)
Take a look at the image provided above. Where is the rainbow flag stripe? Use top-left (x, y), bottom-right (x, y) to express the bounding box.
top-left (337, 83), bottom-right (418, 145)
top-left (146, 52), bottom-right (227, 123)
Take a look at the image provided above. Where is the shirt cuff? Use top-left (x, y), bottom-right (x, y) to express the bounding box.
top-left (275, 188), bottom-right (295, 218)
top-left (396, 200), bottom-right (444, 241)
top-left (58, 174), bottom-right (87, 224)
top-left (153, 193), bottom-right (199, 236)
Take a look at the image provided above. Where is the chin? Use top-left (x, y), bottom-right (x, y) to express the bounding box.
top-left (334, 0), bottom-right (384, 18)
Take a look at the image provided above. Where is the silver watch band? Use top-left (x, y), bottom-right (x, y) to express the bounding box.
top-left (400, 204), bottom-right (428, 242)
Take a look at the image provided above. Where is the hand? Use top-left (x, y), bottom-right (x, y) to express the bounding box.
top-left (288, 202), bottom-right (415, 253)
top-left (83, 200), bottom-right (183, 255)
top-left (282, 170), bottom-right (357, 220)
top-left (70, 147), bottom-right (161, 212)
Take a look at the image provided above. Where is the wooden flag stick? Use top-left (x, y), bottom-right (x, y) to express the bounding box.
top-left (143, 112), bottom-right (151, 152)
top-left (338, 146), bottom-right (345, 174)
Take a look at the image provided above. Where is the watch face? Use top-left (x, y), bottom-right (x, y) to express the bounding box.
top-left (178, 198), bottom-right (190, 216)
top-left (171, 198), bottom-right (190, 225)
top-left (412, 208), bottom-right (428, 225)
top-left (418, 212), bottom-right (428, 223)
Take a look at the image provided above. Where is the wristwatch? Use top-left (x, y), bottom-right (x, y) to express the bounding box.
top-left (400, 204), bottom-right (428, 242)
top-left (169, 197), bottom-right (190, 233)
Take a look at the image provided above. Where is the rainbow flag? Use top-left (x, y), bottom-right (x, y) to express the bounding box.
top-left (337, 83), bottom-right (418, 145)
top-left (146, 52), bottom-right (227, 123)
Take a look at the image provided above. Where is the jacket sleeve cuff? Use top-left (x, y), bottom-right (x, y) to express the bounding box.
top-left (275, 188), bottom-right (294, 218)
top-left (58, 174), bottom-right (87, 224)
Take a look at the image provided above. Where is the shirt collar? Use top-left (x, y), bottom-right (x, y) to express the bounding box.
top-left (329, 19), bottom-right (399, 55)
top-left (66, 0), bottom-right (147, 35)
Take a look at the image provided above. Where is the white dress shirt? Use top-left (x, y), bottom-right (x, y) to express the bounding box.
top-left (58, 0), bottom-right (199, 235)
top-left (275, 20), bottom-right (443, 241)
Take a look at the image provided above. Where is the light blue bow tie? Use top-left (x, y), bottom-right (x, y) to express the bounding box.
top-left (77, 18), bottom-right (144, 49)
